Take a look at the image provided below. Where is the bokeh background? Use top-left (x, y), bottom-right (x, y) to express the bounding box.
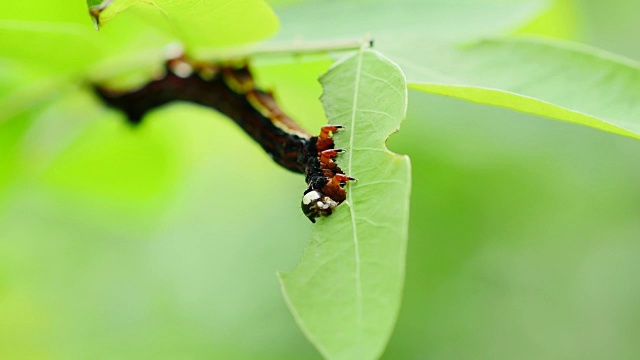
top-left (2, 0), bottom-right (640, 359)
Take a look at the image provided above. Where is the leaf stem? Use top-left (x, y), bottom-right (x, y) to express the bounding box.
top-left (193, 36), bottom-right (373, 61)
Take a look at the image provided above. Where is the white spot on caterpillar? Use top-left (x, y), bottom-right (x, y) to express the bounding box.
top-left (302, 191), bottom-right (322, 205)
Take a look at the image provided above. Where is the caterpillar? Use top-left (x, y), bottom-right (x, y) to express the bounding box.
top-left (94, 55), bottom-right (355, 222)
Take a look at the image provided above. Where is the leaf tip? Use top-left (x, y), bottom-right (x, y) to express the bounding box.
top-left (90, 16), bottom-right (101, 31)
top-left (88, 0), bottom-right (113, 30)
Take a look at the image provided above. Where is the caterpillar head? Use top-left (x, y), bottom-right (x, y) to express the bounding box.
top-left (301, 190), bottom-right (339, 223)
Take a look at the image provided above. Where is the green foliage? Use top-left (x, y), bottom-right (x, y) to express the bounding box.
top-left (271, 0), bottom-right (640, 141)
top-left (88, 0), bottom-right (279, 50)
top-left (403, 38), bottom-right (640, 139)
top-left (2, 0), bottom-right (640, 359)
top-left (280, 50), bottom-right (410, 360)
top-left (269, 0), bottom-right (546, 43)
top-left (0, 21), bottom-right (99, 73)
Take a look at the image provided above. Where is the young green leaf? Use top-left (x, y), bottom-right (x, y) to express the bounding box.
top-left (87, 0), bottom-right (279, 50)
top-left (389, 37), bottom-right (640, 139)
top-left (0, 20), bottom-right (100, 73)
top-left (0, 21), bottom-right (95, 123)
top-left (279, 49), bottom-right (411, 360)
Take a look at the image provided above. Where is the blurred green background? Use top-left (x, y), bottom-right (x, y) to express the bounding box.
top-left (2, 0), bottom-right (640, 359)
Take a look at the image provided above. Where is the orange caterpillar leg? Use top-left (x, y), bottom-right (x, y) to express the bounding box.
top-left (320, 148), bottom-right (344, 165)
top-left (329, 173), bottom-right (357, 187)
top-left (316, 125), bottom-right (344, 151)
top-left (319, 125), bottom-right (344, 140)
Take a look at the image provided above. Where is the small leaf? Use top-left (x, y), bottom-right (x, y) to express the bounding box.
top-left (279, 49), bottom-right (411, 360)
top-left (87, 0), bottom-right (280, 50)
top-left (390, 37), bottom-right (640, 139)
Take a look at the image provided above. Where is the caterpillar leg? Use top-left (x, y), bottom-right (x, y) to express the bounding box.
top-left (320, 148), bottom-right (344, 165)
top-left (329, 173), bottom-right (357, 187)
top-left (316, 125), bottom-right (343, 152)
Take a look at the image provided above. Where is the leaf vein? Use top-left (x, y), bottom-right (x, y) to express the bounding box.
top-left (355, 179), bottom-right (406, 188)
top-left (358, 108), bottom-right (394, 119)
top-left (362, 71), bottom-right (405, 98)
top-left (358, 216), bottom-right (394, 228)
top-left (347, 49), bottom-right (364, 351)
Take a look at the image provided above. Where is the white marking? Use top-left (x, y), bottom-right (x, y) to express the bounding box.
top-left (324, 197), bottom-right (338, 209)
top-left (302, 191), bottom-right (322, 205)
top-left (173, 62), bottom-right (193, 78)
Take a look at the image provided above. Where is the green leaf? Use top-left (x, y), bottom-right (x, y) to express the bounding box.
top-left (0, 59), bottom-right (79, 124)
top-left (279, 49), bottom-right (411, 360)
top-left (0, 17), bottom-right (170, 121)
top-left (268, 1), bottom-right (640, 140)
top-left (0, 16), bottom-right (94, 122)
top-left (88, 0), bottom-right (280, 50)
top-left (0, 20), bottom-right (101, 73)
top-left (0, 0), bottom-right (91, 24)
top-left (87, 0), bottom-right (105, 6)
top-left (391, 37), bottom-right (640, 139)
top-left (269, 0), bottom-right (546, 43)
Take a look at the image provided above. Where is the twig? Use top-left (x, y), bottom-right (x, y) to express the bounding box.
top-left (192, 36), bottom-right (373, 62)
